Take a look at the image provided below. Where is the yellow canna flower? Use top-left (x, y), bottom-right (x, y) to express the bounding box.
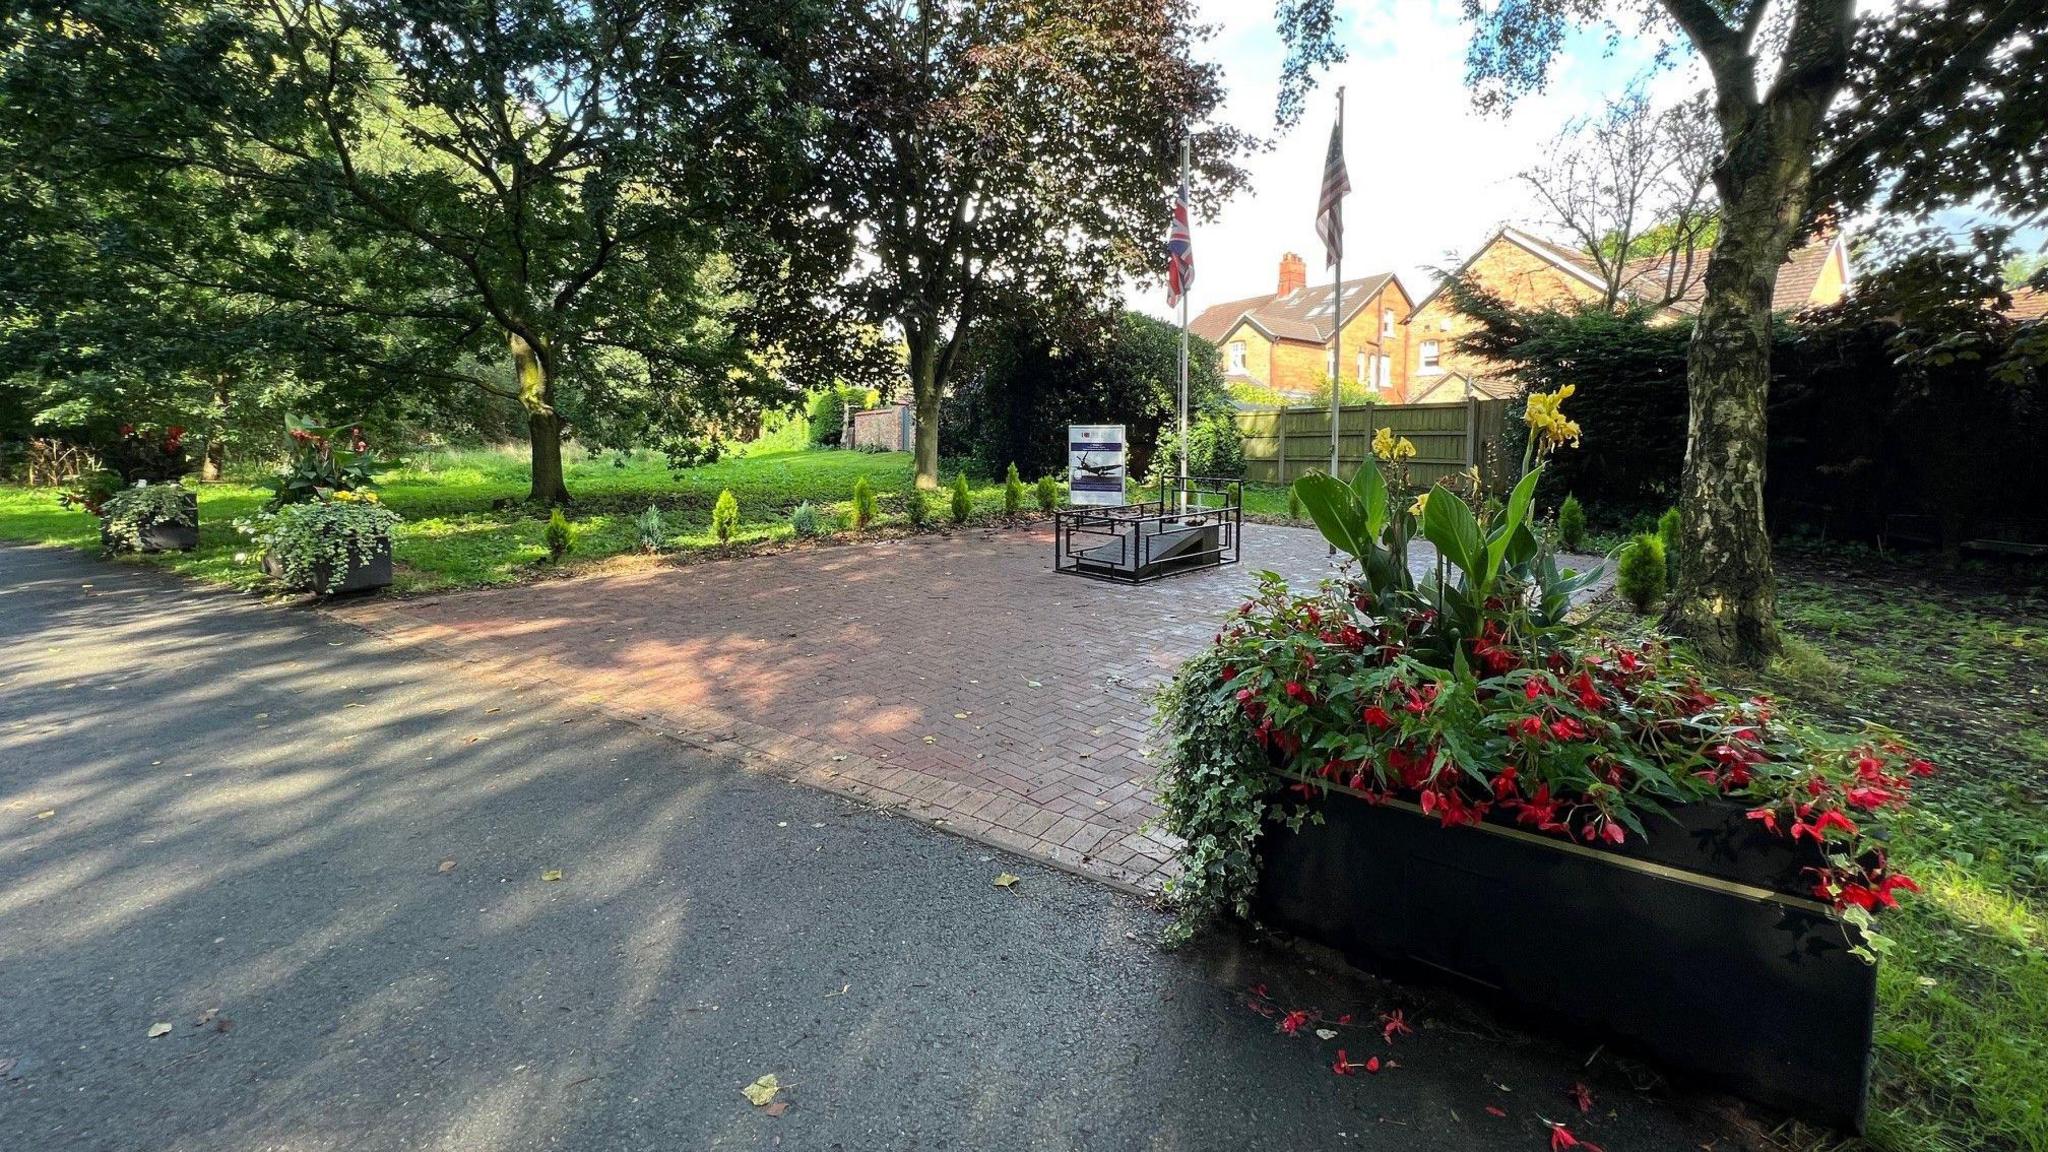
top-left (1371, 426), bottom-right (1418, 462)
top-left (1409, 491), bottom-right (1429, 518)
top-left (1523, 385), bottom-right (1582, 454)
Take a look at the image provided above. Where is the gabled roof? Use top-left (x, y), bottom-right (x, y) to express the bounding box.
top-left (1408, 372), bottom-right (1520, 404)
top-left (1188, 272), bottom-right (1402, 346)
top-left (1411, 226), bottom-right (1850, 317)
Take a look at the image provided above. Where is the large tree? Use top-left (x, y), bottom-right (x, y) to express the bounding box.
top-left (792, 0), bottom-right (1248, 488)
top-left (1279, 0), bottom-right (2046, 667)
top-left (2, 0), bottom-right (851, 504)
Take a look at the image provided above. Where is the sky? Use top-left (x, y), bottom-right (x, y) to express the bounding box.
top-left (1127, 0), bottom-right (1706, 321)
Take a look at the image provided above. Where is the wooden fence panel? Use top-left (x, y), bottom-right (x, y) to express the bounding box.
top-left (1235, 399), bottom-right (1514, 490)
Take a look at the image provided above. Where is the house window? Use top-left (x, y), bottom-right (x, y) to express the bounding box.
top-left (1228, 341), bottom-right (1247, 373)
top-left (1382, 308), bottom-right (1395, 338)
top-left (1357, 350), bottom-right (1367, 383)
top-left (1326, 349), bottom-right (1337, 379)
top-left (1375, 354), bottom-right (1391, 390)
top-left (1420, 341), bottom-right (1441, 372)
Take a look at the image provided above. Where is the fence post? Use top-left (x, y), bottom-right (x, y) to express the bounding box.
top-left (1276, 405), bottom-right (1289, 485)
top-left (1464, 395), bottom-right (1479, 469)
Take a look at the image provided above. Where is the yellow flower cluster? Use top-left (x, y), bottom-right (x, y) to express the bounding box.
top-left (331, 489), bottom-right (380, 504)
top-left (1409, 491), bottom-right (1429, 518)
top-left (1371, 426), bottom-right (1418, 462)
top-left (1524, 385), bottom-right (1582, 453)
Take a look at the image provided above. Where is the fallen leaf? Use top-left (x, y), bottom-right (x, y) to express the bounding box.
top-left (541, 870), bottom-right (563, 882)
top-left (954, 712), bottom-right (970, 719)
top-left (33, 810), bottom-right (55, 820)
top-left (438, 859), bottom-right (457, 873)
top-left (485, 707), bottom-right (501, 714)
top-left (763, 1101), bottom-right (789, 1117)
top-left (1314, 1028), bottom-right (1339, 1041)
top-left (1026, 680), bottom-right (1043, 688)
top-left (147, 1022), bottom-right (172, 1038)
top-left (742, 1074), bottom-right (780, 1106)
top-left (194, 1008), bottom-right (218, 1026)
top-left (921, 736), bottom-right (936, 744)
top-left (992, 873), bottom-right (1020, 888)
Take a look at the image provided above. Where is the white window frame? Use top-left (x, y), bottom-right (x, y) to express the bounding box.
top-left (1419, 340), bottom-right (1442, 373)
top-left (1228, 341), bottom-right (1247, 373)
top-left (1381, 308), bottom-right (1396, 338)
top-left (1375, 353), bottom-right (1391, 390)
top-left (1326, 348), bottom-right (1337, 379)
top-left (1356, 350), bottom-right (1367, 384)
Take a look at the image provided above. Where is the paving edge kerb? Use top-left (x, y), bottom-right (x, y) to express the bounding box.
top-left (337, 602), bottom-right (1183, 899)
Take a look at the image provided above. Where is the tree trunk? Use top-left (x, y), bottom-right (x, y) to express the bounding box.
top-left (1661, 195), bottom-right (1795, 668)
top-left (512, 332), bottom-right (571, 506)
top-left (907, 330), bottom-right (941, 489)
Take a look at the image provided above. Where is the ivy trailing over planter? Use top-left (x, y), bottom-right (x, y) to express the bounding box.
top-left (98, 482), bottom-right (197, 552)
top-left (240, 491), bottom-right (401, 594)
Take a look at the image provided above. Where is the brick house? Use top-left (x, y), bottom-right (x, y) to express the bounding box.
top-left (1190, 252), bottom-right (1415, 402)
top-left (1402, 226), bottom-right (1853, 401)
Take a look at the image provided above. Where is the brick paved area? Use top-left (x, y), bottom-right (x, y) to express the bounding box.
top-left (343, 525), bottom-right (1599, 893)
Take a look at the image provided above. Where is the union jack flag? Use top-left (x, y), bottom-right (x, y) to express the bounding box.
top-left (1165, 176), bottom-right (1194, 308)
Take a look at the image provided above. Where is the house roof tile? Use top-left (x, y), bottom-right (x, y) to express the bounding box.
top-left (1187, 273), bottom-right (1399, 346)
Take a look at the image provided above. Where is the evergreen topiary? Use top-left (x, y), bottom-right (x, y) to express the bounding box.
top-left (905, 486), bottom-right (933, 530)
top-left (1617, 531), bottom-right (1667, 613)
top-left (789, 501), bottom-right (823, 538)
top-left (1557, 494), bottom-right (1586, 551)
top-left (544, 507), bottom-right (573, 561)
top-left (711, 489), bottom-right (739, 544)
top-left (1035, 474), bottom-right (1059, 512)
top-left (1287, 484), bottom-right (1302, 521)
top-left (851, 476), bottom-right (876, 530)
top-left (1003, 463), bottom-right (1024, 515)
top-left (1658, 506), bottom-right (1681, 590)
top-left (949, 472), bottom-right (971, 523)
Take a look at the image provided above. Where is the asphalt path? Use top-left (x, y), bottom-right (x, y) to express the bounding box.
top-left (0, 542), bottom-right (1718, 1151)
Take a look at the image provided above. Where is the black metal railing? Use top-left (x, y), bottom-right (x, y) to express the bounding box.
top-left (1053, 476), bottom-right (1242, 584)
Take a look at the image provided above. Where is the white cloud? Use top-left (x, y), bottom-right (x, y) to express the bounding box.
top-left (1133, 0), bottom-right (1703, 320)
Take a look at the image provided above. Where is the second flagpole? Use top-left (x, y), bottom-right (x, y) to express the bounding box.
top-left (1329, 87), bottom-right (1344, 482)
top-left (1178, 135), bottom-right (1190, 515)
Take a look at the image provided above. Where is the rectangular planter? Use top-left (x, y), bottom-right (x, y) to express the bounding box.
top-left (101, 492), bottom-right (199, 553)
top-left (262, 537), bottom-right (393, 596)
top-left (1253, 781), bottom-right (1877, 1132)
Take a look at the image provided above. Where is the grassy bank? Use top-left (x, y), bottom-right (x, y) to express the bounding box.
top-left (0, 446), bottom-right (1032, 593)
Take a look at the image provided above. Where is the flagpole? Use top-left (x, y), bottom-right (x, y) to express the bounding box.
top-left (1178, 135), bottom-right (1191, 516)
top-left (1329, 86), bottom-right (1344, 482)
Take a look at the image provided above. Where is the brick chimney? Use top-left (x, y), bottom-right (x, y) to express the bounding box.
top-left (1278, 252), bottom-right (1307, 296)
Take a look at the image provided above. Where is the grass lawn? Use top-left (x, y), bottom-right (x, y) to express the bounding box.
top-left (0, 445), bottom-right (1038, 593)
top-left (1736, 550), bottom-right (2048, 1152)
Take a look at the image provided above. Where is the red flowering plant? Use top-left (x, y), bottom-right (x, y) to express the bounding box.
top-left (60, 423), bottom-right (195, 517)
top-left (258, 415), bottom-right (383, 508)
top-left (1157, 571), bottom-right (1928, 960)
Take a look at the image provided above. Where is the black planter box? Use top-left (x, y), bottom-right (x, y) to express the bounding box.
top-left (263, 537), bottom-right (393, 595)
top-left (102, 492), bottom-right (199, 553)
top-left (1253, 780), bottom-right (1877, 1132)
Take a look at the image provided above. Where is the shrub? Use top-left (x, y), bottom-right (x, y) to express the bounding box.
top-left (1154, 413), bottom-right (1247, 483)
top-left (1003, 463), bottom-right (1024, 515)
top-left (1617, 531), bottom-right (1666, 613)
top-left (1286, 485), bottom-right (1302, 521)
top-left (634, 505), bottom-right (666, 554)
top-left (949, 472), bottom-right (971, 523)
top-left (711, 489), bottom-right (739, 544)
top-left (261, 416), bottom-right (380, 508)
top-left (806, 386), bottom-right (880, 448)
top-left (1657, 506), bottom-right (1681, 589)
top-left (1557, 494), bottom-right (1586, 551)
top-left (851, 476), bottom-right (876, 530)
top-left (545, 507), bottom-right (573, 561)
top-left (789, 501), bottom-right (824, 538)
top-left (1036, 474), bottom-right (1060, 512)
top-left (905, 486), bottom-right (933, 530)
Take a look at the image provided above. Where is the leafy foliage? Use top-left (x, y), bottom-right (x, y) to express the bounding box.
top-left (99, 483), bottom-right (196, 553)
top-left (789, 501), bottom-right (824, 539)
top-left (634, 505), bottom-right (667, 554)
top-left (1003, 464), bottom-right (1024, 516)
top-left (1035, 474), bottom-right (1059, 513)
top-left (1618, 532), bottom-right (1667, 613)
top-left (711, 490), bottom-right (740, 545)
top-left (544, 508), bottom-right (572, 562)
top-left (904, 485), bottom-right (933, 531)
top-left (948, 472), bottom-right (971, 524)
top-left (851, 476), bottom-right (875, 531)
top-left (1557, 494), bottom-right (1586, 551)
top-left (944, 309), bottom-right (1227, 480)
top-left (242, 495), bottom-right (400, 595)
top-left (807, 387), bottom-right (881, 448)
top-left (261, 417), bottom-right (381, 508)
top-left (1153, 413), bottom-right (1247, 483)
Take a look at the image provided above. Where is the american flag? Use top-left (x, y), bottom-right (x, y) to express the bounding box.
top-left (1165, 175), bottom-right (1194, 308)
top-left (1316, 118), bottom-right (1350, 269)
